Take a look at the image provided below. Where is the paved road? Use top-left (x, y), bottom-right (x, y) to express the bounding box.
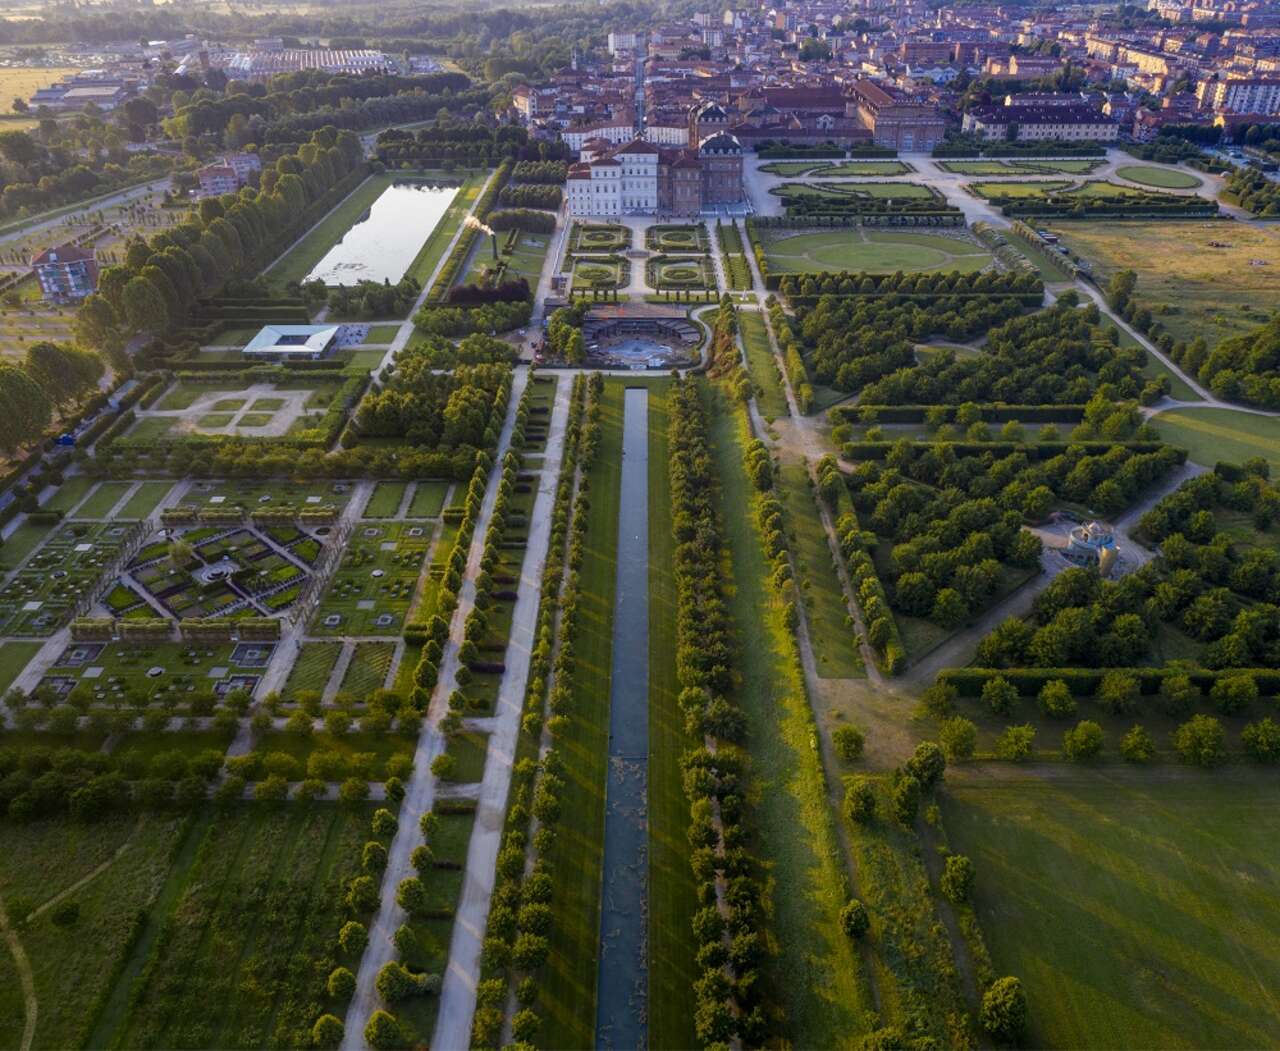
top-left (340, 366), bottom-right (528, 1051)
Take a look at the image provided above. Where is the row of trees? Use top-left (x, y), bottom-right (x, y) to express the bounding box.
top-left (76, 126), bottom-right (366, 351)
top-left (470, 375), bottom-right (595, 1047)
top-left (668, 375), bottom-right (771, 1046)
top-left (1224, 167), bottom-right (1280, 218)
top-left (0, 341), bottom-right (103, 454)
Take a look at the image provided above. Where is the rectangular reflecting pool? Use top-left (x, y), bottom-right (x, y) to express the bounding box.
top-left (304, 180), bottom-right (460, 286)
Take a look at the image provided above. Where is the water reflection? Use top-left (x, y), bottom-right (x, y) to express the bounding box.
top-left (304, 181), bottom-right (460, 286)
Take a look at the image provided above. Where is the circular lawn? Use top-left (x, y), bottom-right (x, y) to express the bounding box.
top-left (1114, 165), bottom-right (1203, 190)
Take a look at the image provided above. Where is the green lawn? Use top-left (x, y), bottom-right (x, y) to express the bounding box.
top-left (0, 640), bottom-right (40, 691)
top-left (706, 382), bottom-right (874, 1043)
top-left (1115, 164), bottom-right (1202, 190)
top-left (538, 379), bottom-right (622, 1050)
top-left (196, 412), bottom-right (234, 428)
top-left (0, 812), bottom-right (191, 1051)
top-left (762, 228), bottom-right (993, 275)
top-left (363, 324), bottom-right (401, 343)
top-left (109, 805), bottom-right (376, 1050)
top-left (73, 481), bottom-right (132, 519)
top-left (407, 480), bottom-right (451, 518)
top-left (363, 481), bottom-right (408, 518)
top-left (0, 520), bottom-right (55, 568)
top-left (739, 310), bottom-right (790, 419)
top-left (442, 731), bottom-right (488, 782)
top-left (110, 730), bottom-right (233, 766)
top-left (282, 642), bottom-right (343, 698)
top-left (644, 379), bottom-right (700, 1051)
top-left (122, 417), bottom-right (176, 442)
top-left (43, 475), bottom-right (95, 513)
top-left (1150, 407), bottom-right (1280, 475)
top-left (338, 641), bottom-right (395, 698)
top-left (943, 775), bottom-right (1280, 1050)
top-left (778, 464), bottom-right (863, 677)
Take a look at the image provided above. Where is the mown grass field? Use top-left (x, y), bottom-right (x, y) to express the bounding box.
top-left (644, 379), bottom-right (700, 1051)
top-left (1048, 220), bottom-right (1280, 348)
top-left (761, 228), bottom-right (992, 275)
top-left (1150, 406), bottom-right (1280, 476)
top-left (739, 309), bottom-right (789, 418)
top-left (0, 68), bottom-right (79, 112)
top-left (943, 775), bottom-right (1280, 1050)
top-left (538, 379), bottom-right (622, 1049)
top-left (777, 464), bottom-right (863, 678)
top-left (706, 382), bottom-right (874, 1044)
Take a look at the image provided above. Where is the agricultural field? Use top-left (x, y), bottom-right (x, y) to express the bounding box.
top-left (760, 227), bottom-right (994, 275)
top-left (943, 775), bottom-right (1280, 1050)
top-left (0, 67), bottom-right (79, 112)
top-left (1045, 220), bottom-right (1280, 347)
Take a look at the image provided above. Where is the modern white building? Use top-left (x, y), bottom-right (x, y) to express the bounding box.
top-left (243, 324), bottom-right (341, 361)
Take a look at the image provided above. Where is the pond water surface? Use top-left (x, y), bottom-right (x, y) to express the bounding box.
top-left (304, 181), bottom-right (459, 286)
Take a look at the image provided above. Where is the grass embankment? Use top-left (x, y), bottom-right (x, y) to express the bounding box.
top-left (943, 775), bottom-right (1280, 1049)
top-left (739, 310), bottom-right (789, 419)
top-left (1151, 406), bottom-right (1280, 477)
top-left (537, 380), bottom-right (623, 1049)
top-left (706, 382), bottom-right (875, 1044)
top-left (644, 379), bottom-right (700, 1051)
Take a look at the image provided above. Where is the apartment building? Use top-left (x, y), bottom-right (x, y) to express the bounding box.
top-left (1197, 77), bottom-right (1280, 114)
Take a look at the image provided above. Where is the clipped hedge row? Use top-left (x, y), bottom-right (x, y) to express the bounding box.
top-left (830, 403), bottom-right (1089, 425)
top-left (939, 666), bottom-right (1280, 698)
top-left (840, 439), bottom-right (1179, 461)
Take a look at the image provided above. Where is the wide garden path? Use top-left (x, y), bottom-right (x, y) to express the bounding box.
top-left (340, 364), bottom-right (528, 1051)
top-left (433, 372), bottom-right (573, 1050)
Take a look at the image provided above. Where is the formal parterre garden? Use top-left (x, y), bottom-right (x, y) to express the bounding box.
top-left (567, 222), bottom-right (629, 254)
top-left (311, 522), bottom-right (432, 636)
